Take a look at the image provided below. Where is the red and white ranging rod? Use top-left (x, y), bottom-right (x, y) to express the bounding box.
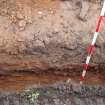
top-left (80, 1), bottom-right (105, 84)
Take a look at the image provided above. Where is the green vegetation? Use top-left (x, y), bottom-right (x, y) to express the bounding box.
top-left (22, 89), bottom-right (40, 104)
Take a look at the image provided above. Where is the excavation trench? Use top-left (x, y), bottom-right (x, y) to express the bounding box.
top-left (0, 0), bottom-right (105, 93)
top-left (0, 1), bottom-right (105, 104)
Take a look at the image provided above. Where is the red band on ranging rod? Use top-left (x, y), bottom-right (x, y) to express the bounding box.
top-left (80, 76), bottom-right (84, 81)
top-left (83, 64), bottom-right (88, 70)
top-left (96, 16), bottom-right (103, 32)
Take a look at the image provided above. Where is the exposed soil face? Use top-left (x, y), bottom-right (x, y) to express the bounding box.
top-left (0, 0), bottom-right (105, 92)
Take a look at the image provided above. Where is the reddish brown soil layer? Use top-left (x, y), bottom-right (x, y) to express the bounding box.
top-left (0, 69), bottom-right (104, 92)
top-left (0, 72), bottom-right (70, 92)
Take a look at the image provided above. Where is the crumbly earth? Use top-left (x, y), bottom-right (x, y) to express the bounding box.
top-left (0, 0), bottom-right (105, 91)
top-left (0, 0), bottom-right (105, 105)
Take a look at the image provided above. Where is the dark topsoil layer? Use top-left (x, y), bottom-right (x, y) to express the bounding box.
top-left (0, 80), bottom-right (105, 105)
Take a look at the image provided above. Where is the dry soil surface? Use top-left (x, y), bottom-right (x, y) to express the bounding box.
top-left (0, 0), bottom-right (105, 92)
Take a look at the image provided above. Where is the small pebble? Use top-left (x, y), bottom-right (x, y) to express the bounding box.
top-left (18, 20), bottom-right (26, 27)
top-left (38, 11), bottom-right (43, 15)
top-left (17, 12), bottom-right (24, 19)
